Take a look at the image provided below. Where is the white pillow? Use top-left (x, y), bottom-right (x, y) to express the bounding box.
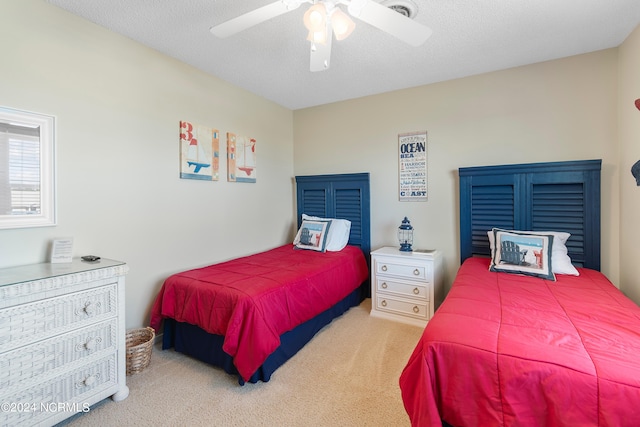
top-left (487, 229), bottom-right (579, 276)
top-left (294, 214), bottom-right (351, 251)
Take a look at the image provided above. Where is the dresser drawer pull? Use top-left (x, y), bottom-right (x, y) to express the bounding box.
top-left (381, 300), bottom-right (387, 307)
top-left (413, 287), bottom-right (420, 295)
top-left (76, 336), bottom-right (103, 352)
top-left (85, 337), bottom-right (97, 351)
top-left (77, 373), bottom-right (101, 388)
top-left (413, 306), bottom-right (420, 313)
top-left (76, 301), bottom-right (101, 316)
top-left (413, 269), bottom-right (420, 276)
top-left (381, 265), bottom-right (387, 272)
top-left (381, 282), bottom-right (388, 289)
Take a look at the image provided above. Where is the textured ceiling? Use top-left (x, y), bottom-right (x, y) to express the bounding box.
top-left (48, 0), bottom-right (640, 110)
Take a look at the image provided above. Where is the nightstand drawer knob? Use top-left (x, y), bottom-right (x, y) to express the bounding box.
top-left (381, 265), bottom-right (388, 272)
top-left (413, 306), bottom-right (420, 313)
top-left (381, 282), bottom-right (388, 289)
top-left (413, 269), bottom-right (420, 276)
top-left (381, 300), bottom-right (387, 307)
top-left (413, 287), bottom-right (419, 295)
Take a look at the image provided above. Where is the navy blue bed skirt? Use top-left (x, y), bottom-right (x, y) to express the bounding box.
top-left (162, 287), bottom-right (362, 385)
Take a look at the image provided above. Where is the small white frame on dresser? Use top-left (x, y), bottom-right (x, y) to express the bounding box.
top-left (0, 258), bottom-right (129, 427)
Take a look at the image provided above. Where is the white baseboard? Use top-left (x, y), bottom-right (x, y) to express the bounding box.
top-left (154, 332), bottom-right (163, 345)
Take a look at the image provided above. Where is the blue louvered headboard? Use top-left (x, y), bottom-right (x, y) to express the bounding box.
top-left (459, 160), bottom-right (602, 270)
top-left (295, 173), bottom-right (371, 296)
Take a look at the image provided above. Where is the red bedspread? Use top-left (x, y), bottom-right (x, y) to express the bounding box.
top-left (150, 244), bottom-right (368, 381)
top-left (400, 257), bottom-right (640, 427)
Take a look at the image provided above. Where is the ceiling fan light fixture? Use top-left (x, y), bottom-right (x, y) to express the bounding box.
top-left (331, 8), bottom-right (355, 41)
top-left (307, 28), bottom-right (328, 45)
top-left (303, 3), bottom-right (327, 32)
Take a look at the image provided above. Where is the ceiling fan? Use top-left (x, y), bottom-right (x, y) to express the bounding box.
top-left (210, 0), bottom-right (432, 72)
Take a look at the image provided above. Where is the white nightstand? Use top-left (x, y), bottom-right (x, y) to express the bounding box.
top-left (370, 247), bottom-right (443, 328)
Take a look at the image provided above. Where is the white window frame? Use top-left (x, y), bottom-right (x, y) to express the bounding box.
top-left (0, 106), bottom-right (56, 229)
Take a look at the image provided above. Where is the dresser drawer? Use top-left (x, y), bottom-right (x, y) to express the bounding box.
top-left (0, 284), bottom-right (117, 352)
top-left (0, 319), bottom-right (117, 391)
top-left (374, 258), bottom-right (428, 281)
top-left (0, 354), bottom-right (117, 427)
top-left (375, 277), bottom-right (428, 300)
top-left (375, 294), bottom-right (429, 321)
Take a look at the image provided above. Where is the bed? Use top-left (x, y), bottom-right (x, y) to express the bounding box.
top-left (400, 160), bottom-right (640, 426)
top-left (150, 173), bottom-right (370, 384)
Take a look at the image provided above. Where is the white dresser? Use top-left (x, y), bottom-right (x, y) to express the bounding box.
top-left (370, 247), bottom-right (443, 328)
top-left (0, 258), bottom-right (129, 427)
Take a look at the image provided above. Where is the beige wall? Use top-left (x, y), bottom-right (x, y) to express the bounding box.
top-left (619, 25), bottom-right (640, 303)
top-left (294, 50), bottom-right (621, 291)
top-left (1, 0), bottom-right (637, 331)
top-left (0, 1), bottom-right (295, 328)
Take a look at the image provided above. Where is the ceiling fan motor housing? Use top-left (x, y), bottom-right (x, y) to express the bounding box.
top-left (381, 0), bottom-right (418, 18)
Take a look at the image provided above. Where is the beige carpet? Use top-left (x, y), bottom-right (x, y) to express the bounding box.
top-left (58, 299), bottom-right (424, 427)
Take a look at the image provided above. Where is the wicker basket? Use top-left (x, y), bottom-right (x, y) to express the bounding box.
top-left (125, 327), bottom-right (155, 375)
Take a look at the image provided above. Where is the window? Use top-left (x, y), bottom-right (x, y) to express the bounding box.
top-left (0, 107), bottom-right (55, 229)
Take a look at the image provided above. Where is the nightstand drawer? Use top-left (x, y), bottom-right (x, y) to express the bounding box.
top-left (375, 277), bottom-right (428, 300)
top-left (375, 295), bottom-right (428, 321)
top-left (375, 259), bottom-right (427, 281)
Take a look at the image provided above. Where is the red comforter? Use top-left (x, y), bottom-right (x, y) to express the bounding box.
top-left (150, 244), bottom-right (368, 381)
top-left (400, 257), bottom-right (640, 427)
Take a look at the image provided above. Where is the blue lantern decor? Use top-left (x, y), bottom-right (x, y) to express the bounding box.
top-left (398, 217), bottom-right (414, 252)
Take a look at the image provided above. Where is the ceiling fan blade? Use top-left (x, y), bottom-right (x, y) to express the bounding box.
top-left (349, 0), bottom-right (432, 47)
top-left (310, 34), bottom-right (332, 72)
top-left (210, 1), bottom-right (301, 38)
